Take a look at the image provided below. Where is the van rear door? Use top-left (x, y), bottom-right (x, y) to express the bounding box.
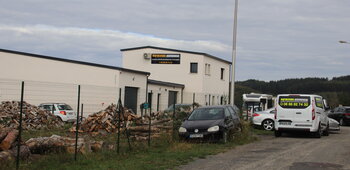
top-left (277, 95), bottom-right (312, 123)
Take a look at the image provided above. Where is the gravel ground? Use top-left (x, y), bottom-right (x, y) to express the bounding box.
top-left (178, 127), bottom-right (350, 170)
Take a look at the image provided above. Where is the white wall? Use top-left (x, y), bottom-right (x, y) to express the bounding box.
top-left (0, 51), bottom-right (148, 116)
top-left (122, 48), bottom-right (204, 93)
top-left (148, 83), bottom-right (182, 112)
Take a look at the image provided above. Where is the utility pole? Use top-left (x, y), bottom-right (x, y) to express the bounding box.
top-left (230, 0), bottom-right (238, 105)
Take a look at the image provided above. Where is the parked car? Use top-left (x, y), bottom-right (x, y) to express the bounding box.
top-left (328, 118), bottom-right (340, 131)
top-left (164, 104), bottom-right (192, 113)
top-left (327, 106), bottom-right (350, 126)
top-left (178, 105), bottom-right (241, 143)
top-left (274, 94), bottom-right (329, 138)
top-left (38, 103), bottom-right (77, 122)
top-left (251, 108), bottom-right (275, 131)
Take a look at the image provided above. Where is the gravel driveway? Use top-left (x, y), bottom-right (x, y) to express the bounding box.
top-left (178, 127), bottom-right (350, 170)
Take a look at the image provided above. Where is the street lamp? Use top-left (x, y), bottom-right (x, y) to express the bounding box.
top-left (339, 40), bottom-right (350, 44)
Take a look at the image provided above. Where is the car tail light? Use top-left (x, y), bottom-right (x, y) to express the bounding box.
top-left (60, 111), bottom-right (66, 115)
top-left (312, 101), bottom-right (315, 120)
top-left (274, 107), bottom-right (277, 119)
top-left (253, 113), bottom-right (260, 117)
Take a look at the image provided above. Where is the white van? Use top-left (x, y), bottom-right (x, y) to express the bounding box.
top-left (274, 94), bottom-right (329, 138)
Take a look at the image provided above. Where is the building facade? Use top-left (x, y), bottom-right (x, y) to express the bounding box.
top-left (121, 46), bottom-right (232, 107)
top-left (0, 49), bottom-right (149, 115)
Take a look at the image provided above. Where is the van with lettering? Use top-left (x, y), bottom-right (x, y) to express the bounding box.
top-left (274, 94), bottom-right (329, 138)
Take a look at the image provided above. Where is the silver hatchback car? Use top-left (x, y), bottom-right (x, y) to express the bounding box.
top-left (39, 103), bottom-right (77, 122)
top-left (251, 108), bottom-right (275, 131)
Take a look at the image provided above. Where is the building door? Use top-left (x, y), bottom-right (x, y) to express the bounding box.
top-left (124, 87), bottom-right (138, 114)
top-left (148, 92), bottom-right (153, 111)
top-left (168, 91), bottom-right (178, 107)
top-left (157, 93), bottom-right (161, 111)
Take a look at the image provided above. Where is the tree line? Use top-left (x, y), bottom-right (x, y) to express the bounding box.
top-left (234, 75), bottom-right (350, 109)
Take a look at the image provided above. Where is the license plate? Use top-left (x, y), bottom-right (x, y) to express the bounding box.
top-left (279, 122), bottom-right (291, 125)
top-left (68, 113), bottom-right (73, 115)
top-left (189, 134), bottom-right (203, 138)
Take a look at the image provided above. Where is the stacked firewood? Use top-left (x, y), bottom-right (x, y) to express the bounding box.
top-left (129, 117), bottom-right (173, 141)
top-left (0, 101), bottom-right (64, 130)
top-left (72, 104), bottom-right (141, 135)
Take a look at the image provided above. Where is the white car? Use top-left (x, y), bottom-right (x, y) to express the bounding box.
top-left (39, 103), bottom-right (77, 122)
top-left (251, 108), bottom-right (275, 131)
top-left (328, 118), bottom-right (340, 131)
top-left (274, 94), bottom-right (329, 138)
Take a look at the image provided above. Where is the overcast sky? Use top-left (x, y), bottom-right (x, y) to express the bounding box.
top-left (0, 0), bottom-right (349, 81)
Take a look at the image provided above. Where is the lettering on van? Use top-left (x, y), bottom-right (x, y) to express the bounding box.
top-left (279, 96), bottom-right (310, 109)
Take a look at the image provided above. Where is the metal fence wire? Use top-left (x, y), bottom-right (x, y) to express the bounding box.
top-left (0, 78), bottom-right (207, 169)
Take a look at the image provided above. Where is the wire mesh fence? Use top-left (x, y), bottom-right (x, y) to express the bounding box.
top-left (1, 78), bottom-right (216, 169)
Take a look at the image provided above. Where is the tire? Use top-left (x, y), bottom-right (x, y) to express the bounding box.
top-left (56, 116), bottom-right (63, 122)
top-left (262, 119), bottom-right (274, 131)
top-left (274, 130), bottom-right (282, 137)
top-left (314, 124), bottom-right (322, 138)
top-left (323, 124), bottom-right (329, 136)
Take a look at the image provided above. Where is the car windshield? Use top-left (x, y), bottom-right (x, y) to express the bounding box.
top-left (58, 104), bottom-right (73, 110)
top-left (346, 108), bottom-right (350, 113)
top-left (188, 108), bottom-right (224, 120)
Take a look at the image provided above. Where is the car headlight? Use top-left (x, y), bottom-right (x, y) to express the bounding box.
top-left (207, 125), bottom-right (219, 132)
top-left (178, 127), bottom-right (187, 133)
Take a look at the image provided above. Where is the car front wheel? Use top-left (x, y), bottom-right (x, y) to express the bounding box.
top-left (262, 119), bottom-right (274, 131)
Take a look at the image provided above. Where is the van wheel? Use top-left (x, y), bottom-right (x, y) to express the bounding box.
top-left (262, 119), bottom-right (274, 131)
top-left (274, 130), bottom-right (282, 137)
top-left (323, 124), bottom-right (329, 136)
top-left (314, 124), bottom-right (322, 138)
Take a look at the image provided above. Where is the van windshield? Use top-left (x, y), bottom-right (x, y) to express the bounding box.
top-left (279, 96), bottom-right (310, 109)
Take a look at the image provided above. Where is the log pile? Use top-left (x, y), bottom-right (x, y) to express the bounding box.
top-left (0, 128), bottom-right (31, 161)
top-left (72, 104), bottom-right (141, 135)
top-left (0, 101), bottom-right (64, 130)
top-left (25, 135), bottom-right (86, 154)
top-left (0, 127), bottom-right (101, 162)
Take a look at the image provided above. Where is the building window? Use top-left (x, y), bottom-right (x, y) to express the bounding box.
top-left (221, 68), bottom-right (225, 80)
top-left (190, 63), bottom-right (198, 73)
top-left (205, 63), bottom-right (211, 75)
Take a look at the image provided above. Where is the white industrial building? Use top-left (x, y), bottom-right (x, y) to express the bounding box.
top-left (0, 46), bottom-right (232, 116)
top-left (121, 46), bottom-right (232, 110)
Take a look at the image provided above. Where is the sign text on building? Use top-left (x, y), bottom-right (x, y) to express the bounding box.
top-left (151, 54), bottom-right (181, 64)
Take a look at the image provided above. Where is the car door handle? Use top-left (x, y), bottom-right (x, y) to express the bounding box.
top-left (296, 112), bottom-right (301, 114)
top-left (316, 112), bottom-right (321, 114)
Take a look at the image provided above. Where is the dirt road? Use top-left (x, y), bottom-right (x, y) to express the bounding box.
top-left (179, 127), bottom-right (350, 170)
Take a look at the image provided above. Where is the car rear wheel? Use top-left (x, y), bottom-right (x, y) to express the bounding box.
top-left (314, 124), bottom-right (322, 138)
top-left (323, 124), bottom-right (329, 136)
top-left (262, 119), bottom-right (274, 131)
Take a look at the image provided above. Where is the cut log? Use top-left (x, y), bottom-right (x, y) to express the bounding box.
top-left (10, 145), bottom-right (31, 160)
top-left (25, 135), bottom-right (85, 154)
top-left (151, 118), bottom-right (171, 125)
top-left (128, 126), bottom-right (160, 133)
top-left (0, 130), bottom-right (18, 151)
top-left (0, 128), bottom-right (12, 142)
top-left (0, 151), bottom-right (13, 161)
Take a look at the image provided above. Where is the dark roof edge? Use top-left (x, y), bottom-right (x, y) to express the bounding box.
top-left (120, 46), bottom-right (231, 64)
top-left (0, 48), bottom-right (150, 75)
top-left (148, 79), bottom-right (185, 88)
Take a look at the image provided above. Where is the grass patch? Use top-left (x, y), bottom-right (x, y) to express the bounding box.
top-left (4, 121), bottom-right (258, 170)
